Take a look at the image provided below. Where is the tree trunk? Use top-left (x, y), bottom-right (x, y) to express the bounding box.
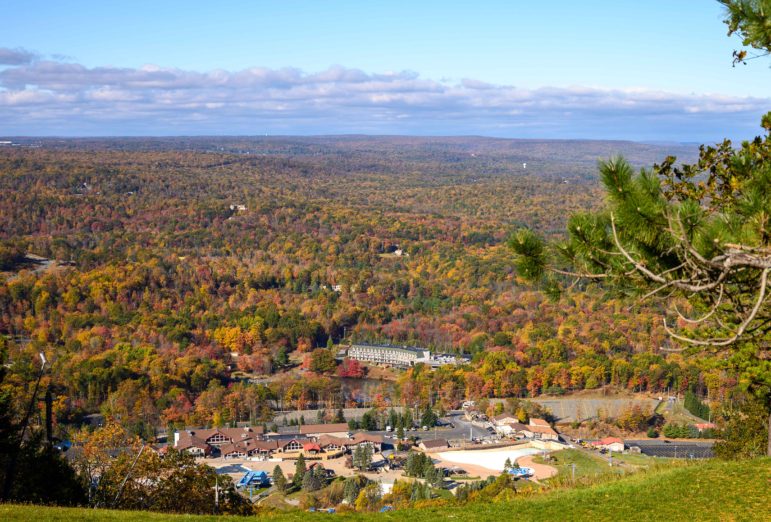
top-left (768, 412), bottom-right (771, 457)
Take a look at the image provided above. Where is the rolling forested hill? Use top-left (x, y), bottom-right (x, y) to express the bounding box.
top-left (0, 136), bottom-right (712, 432)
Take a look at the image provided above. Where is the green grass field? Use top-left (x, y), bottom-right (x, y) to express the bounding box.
top-left (536, 448), bottom-right (621, 479)
top-left (2, 458), bottom-right (769, 521)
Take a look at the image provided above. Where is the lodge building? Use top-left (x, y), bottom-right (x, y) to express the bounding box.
top-left (346, 343), bottom-right (430, 368)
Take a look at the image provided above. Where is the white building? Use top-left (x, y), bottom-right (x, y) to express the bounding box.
top-left (347, 343), bottom-right (430, 368)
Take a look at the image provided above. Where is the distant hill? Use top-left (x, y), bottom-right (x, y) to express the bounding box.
top-left (2, 458), bottom-right (768, 521)
top-left (10, 135), bottom-right (699, 173)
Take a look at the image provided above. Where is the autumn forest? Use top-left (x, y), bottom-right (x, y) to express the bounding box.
top-left (3, 136), bottom-right (737, 437)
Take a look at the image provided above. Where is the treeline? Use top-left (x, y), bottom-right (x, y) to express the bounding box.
top-left (0, 143), bottom-right (735, 433)
top-left (684, 391), bottom-right (710, 421)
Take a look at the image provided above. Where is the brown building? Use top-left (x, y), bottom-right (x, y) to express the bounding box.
top-left (299, 423), bottom-right (350, 438)
top-left (419, 438), bottom-right (450, 452)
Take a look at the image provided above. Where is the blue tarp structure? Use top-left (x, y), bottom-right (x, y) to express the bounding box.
top-left (508, 467), bottom-right (534, 478)
top-left (237, 470), bottom-right (269, 488)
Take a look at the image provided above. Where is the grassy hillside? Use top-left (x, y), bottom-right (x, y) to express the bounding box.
top-left (2, 458), bottom-right (768, 521)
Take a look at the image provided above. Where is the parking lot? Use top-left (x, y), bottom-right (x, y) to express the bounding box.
top-left (626, 440), bottom-right (714, 459)
top-left (364, 413), bottom-right (492, 444)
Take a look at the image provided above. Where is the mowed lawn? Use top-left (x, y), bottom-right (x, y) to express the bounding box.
top-left (1, 458), bottom-right (769, 522)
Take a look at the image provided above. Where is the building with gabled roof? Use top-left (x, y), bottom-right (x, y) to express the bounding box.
top-left (528, 424), bottom-right (560, 441)
top-left (349, 433), bottom-right (384, 452)
top-left (591, 437), bottom-right (624, 452)
top-left (419, 438), bottom-right (449, 452)
top-left (494, 421), bottom-right (530, 438)
top-left (174, 434), bottom-right (211, 457)
top-left (492, 414), bottom-right (521, 425)
top-left (317, 435), bottom-right (353, 452)
top-left (173, 426), bottom-right (265, 456)
top-left (299, 423), bottom-right (350, 437)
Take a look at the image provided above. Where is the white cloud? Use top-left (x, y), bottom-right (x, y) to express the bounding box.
top-left (0, 51), bottom-right (768, 139)
top-left (0, 47), bottom-right (38, 65)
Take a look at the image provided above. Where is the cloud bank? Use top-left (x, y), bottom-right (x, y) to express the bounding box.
top-left (0, 47), bottom-right (768, 140)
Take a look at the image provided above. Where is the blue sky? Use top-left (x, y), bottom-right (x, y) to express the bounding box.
top-left (0, 1), bottom-right (769, 140)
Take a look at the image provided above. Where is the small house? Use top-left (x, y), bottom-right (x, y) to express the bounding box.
top-left (591, 437), bottom-right (625, 452)
top-left (419, 438), bottom-right (449, 452)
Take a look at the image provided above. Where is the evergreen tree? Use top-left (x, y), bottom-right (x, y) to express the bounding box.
top-left (353, 444), bottom-right (373, 471)
top-left (272, 465), bottom-right (287, 492)
top-left (715, 397), bottom-right (770, 459)
top-left (510, 114), bottom-right (771, 454)
top-left (343, 475), bottom-right (366, 504)
top-left (388, 408), bottom-right (398, 428)
top-left (361, 409), bottom-right (378, 431)
top-left (335, 408), bottom-right (346, 423)
top-left (404, 409), bottom-right (414, 429)
top-left (420, 405), bottom-right (438, 428)
top-left (274, 347), bottom-right (288, 367)
top-left (293, 454), bottom-right (307, 488)
top-left (684, 391), bottom-right (710, 421)
top-left (302, 468), bottom-right (321, 492)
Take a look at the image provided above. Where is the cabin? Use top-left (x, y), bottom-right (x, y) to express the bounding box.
top-left (527, 425), bottom-right (560, 441)
top-left (419, 438), bottom-right (449, 452)
top-left (694, 423), bottom-right (717, 433)
top-left (591, 437), bottom-right (625, 452)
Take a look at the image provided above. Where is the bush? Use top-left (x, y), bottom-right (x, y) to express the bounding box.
top-left (616, 404), bottom-right (651, 432)
top-left (714, 397), bottom-right (769, 460)
top-left (646, 427), bottom-right (659, 438)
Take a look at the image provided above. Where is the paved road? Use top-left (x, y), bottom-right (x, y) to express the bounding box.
top-left (437, 413), bottom-right (495, 442)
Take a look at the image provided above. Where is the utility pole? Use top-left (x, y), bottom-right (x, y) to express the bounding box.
top-left (45, 387), bottom-right (53, 444)
top-left (215, 473), bottom-right (219, 512)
